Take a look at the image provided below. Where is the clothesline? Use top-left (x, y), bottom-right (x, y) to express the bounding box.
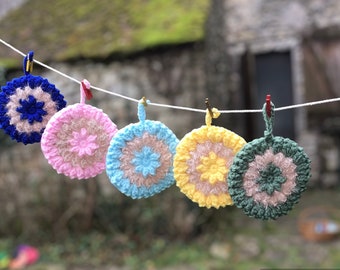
top-left (1, 38), bottom-right (340, 114)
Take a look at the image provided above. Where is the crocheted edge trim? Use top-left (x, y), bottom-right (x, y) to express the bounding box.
top-left (228, 136), bottom-right (311, 220)
top-left (106, 120), bottom-right (179, 199)
top-left (174, 125), bottom-right (247, 209)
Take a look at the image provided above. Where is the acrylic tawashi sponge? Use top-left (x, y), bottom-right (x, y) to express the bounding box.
top-left (174, 107), bottom-right (247, 209)
top-left (227, 102), bottom-right (311, 220)
top-left (106, 99), bottom-right (179, 199)
top-left (41, 80), bottom-right (117, 179)
top-left (0, 72), bottom-right (66, 144)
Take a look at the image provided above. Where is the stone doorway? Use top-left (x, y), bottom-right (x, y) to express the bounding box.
top-left (240, 50), bottom-right (295, 140)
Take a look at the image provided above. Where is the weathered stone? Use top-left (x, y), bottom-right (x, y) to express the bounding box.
top-left (41, 45), bottom-right (205, 135)
top-left (234, 234), bottom-right (260, 259)
top-left (209, 242), bottom-right (231, 260)
top-left (321, 172), bottom-right (339, 188)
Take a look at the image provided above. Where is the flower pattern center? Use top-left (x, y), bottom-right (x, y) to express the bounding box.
top-left (69, 128), bottom-right (99, 157)
top-left (132, 146), bottom-right (161, 177)
top-left (257, 163), bottom-right (286, 195)
top-left (197, 152), bottom-right (228, 184)
top-left (16, 95), bottom-right (47, 124)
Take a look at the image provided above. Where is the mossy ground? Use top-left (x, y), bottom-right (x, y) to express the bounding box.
top-left (1, 189), bottom-right (340, 270)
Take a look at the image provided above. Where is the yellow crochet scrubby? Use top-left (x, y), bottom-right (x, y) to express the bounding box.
top-left (174, 106), bottom-right (246, 209)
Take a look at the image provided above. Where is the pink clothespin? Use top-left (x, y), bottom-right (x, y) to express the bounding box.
top-left (81, 79), bottom-right (93, 101)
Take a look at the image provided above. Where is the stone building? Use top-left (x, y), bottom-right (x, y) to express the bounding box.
top-left (223, 0), bottom-right (340, 187)
top-left (0, 0), bottom-right (210, 236)
top-left (1, 0), bottom-right (340, 184)
top-left (0, 0), bottom-right (340, 236)
top-left (1, 0), bottom-right (340, 188)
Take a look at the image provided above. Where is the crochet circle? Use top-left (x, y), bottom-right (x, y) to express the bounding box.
top-left (41, 103), bottom-right (118, 179)
top-left (227, 104), bottom-right (311, 220)
top-left (174, 125), bottom-right (247, 209)
top-left (106, 103), bottom-right (179, 199)
top-left (0, 74), bottom-right (66, 144)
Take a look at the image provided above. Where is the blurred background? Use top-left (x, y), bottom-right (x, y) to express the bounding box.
top-left (1, 0), bottom-right (340, 269)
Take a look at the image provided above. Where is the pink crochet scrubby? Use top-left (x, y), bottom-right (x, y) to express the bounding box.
top-left (41, 80), bottom-right (118, 179)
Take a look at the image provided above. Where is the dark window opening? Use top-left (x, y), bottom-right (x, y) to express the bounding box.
top-left (240, 51), bottom-right (295, 140)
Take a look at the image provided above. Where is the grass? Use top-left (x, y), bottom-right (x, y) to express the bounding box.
top-left (23, 231), bottom-right (340, 270)
top-left (1, 190), bottom-right (340, 269)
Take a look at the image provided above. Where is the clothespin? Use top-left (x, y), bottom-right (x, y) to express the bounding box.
top-left (266, 94), bottom-right (271, 117)
top-left (23, 51), bottom-right (34, 75)
top-left (205, 98), bottom-right (213, 118)
top-left (141, 96), bottom-right (148, 107)
top-left (81, 79), bottom-right (93, 100)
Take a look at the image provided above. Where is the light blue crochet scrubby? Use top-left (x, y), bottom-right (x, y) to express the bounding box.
top-left (106, 100), bottom-right (179, 199)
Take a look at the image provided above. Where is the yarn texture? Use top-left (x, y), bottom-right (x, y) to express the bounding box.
top-left (106, 101), bottom-right (179, 199)
top-left (41, 81), bottom-right (117, 179)
top-left (227, 103), bottom-right (311, 220)
top-left (0, 74), bottom-right (66, 144)
top-left (174, 108), bottom-right (246, 209)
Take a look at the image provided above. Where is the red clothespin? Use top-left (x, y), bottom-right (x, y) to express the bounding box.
top-left (266, 94), bottom-right (271, 117)
top-left (81, 79), bottom-right (93, 100)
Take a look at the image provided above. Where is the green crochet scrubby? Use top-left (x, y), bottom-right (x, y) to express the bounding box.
top-left (228, 102), bottom-right (311, 220)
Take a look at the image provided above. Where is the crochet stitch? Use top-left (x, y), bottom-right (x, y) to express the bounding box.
top-left (227, 102), bottom-right (311, 220)
top-left (0, 74), bottom-right (66, 144)
top-left (174, 107), bottom-right (247, 209)
top-left (106, 100), bottom-right (179, 199)
top-left (41, 80), bottom-right (117, 179)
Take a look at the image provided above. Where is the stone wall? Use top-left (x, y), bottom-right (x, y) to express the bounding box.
top-left (41, 44), bottom-right (206, 138)
top-left (225, 0), bottom-right (340, 46)
top-left (0, 44), bottom-right (209, 236)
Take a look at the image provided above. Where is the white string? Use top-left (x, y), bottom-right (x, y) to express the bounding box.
top-left (1, 38), bottom-right (340, 114)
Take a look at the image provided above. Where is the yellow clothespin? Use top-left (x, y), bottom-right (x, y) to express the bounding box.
top-left (141, 96), bottom-right (148, 106)
top-left (205, 98), bottom-right (220, 126)
top-left (25, 51), bottom-right (34, 74)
